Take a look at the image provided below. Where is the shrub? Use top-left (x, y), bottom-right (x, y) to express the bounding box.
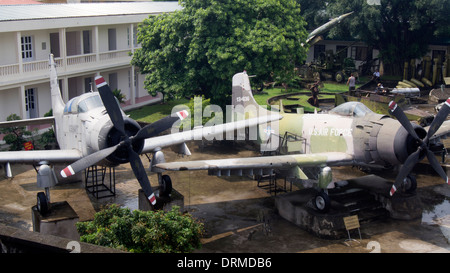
top-left (76, 204), bottom-right (204, 253)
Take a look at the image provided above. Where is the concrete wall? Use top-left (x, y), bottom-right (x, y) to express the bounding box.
top-left (0, 223), bottom-right (123, 253)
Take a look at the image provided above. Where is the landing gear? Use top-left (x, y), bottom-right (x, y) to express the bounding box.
top-left (313, 190), bottom-right (331, 213)
top-left (403, 174), bottom-right (417, 194)
top-left (160, 174), bottom-right (172, 197)
top-left (37, 192), bottom-right (49, 215)
top-left (36, 163), bottom-right (56, 215)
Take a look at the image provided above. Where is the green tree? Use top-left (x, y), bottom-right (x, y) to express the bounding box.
top-left (0, 114), bottom-right (32, 151)
top-left (76, 205), bottom-right (204, 253)
top-left (296, 0), bottom-right (329, 30)
top-left (132, 0), bottom-right (308, 107)
top-left (325, 0), bottom-right (450, 75)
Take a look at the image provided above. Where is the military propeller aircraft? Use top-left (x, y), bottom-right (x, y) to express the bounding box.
top-left (156, 71), bottom-right (450, 212)
top-left (0, 56), bottom-right (280, 214)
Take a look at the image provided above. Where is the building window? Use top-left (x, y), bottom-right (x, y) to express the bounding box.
top-left (83, 30), bottom-right (92, 54)
top-left (351, 46), bottom-right (369, 61)
top-left (128, 26), bottom-right (138, 48)
top-left (21, 36), bottom-right (34, 62)
top-left (84, 77), bottom-right (93, 93)
top-left (108, 28), bottom-right (117, 51)
top-left (109, 73), bottom-right (118, 91)
top-left (25, 88), bottom-right (38, 119)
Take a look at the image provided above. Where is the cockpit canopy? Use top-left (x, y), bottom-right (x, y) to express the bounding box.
top-left (329, 102), bottom-right (374, 117)
top-left (63, 92), bottom-right (120, 114)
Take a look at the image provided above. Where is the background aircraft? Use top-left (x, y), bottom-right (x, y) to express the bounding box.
top-left (0, 56), bottom-right (280, 214)
top-left (156, 71), bottom-right (450, 212)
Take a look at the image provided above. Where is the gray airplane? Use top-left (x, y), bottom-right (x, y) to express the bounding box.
top-left (156, 71), bottom-right (450, 212)
top-left (0, 55), bottom-right (280, 213)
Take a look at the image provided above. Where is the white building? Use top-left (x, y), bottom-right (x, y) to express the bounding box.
top-left (0, 2), bottom-right (181, 123)
top-left (306, 39), bottom-right (449, 78)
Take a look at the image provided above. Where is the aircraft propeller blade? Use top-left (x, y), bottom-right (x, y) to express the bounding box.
top-left (424, 98), bottom-right (450, 143)
top-left (426, 149), bottom-right (449, 184)
top-left (66, 77), bottom-right (192, 205)
top-left (128, 146), bottom-right (156, 205)
top-left (388, 101), bottom-right (420, 141)
top-left (60, 144), bottom-right (120, 178)
top-left (133, 110), bottom-right (189, 142)
top-left (95, 76), bottom-right (126, 136)
top-left (388, 98), bottom-right (450, 196)
top-left (390, 149), bottom-right (421, 196)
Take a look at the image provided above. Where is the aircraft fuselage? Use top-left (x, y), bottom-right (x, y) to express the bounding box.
top-left (258, 101), bottom-right (426, 169)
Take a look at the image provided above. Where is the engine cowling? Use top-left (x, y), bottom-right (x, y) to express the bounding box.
top-left (353, 114), bottom-right (427, 167)
top-left (95, 117), bottom-right (144, 165)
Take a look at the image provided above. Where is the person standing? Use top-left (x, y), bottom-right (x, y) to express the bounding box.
top-left (347, 73), bottom-right (356, 96)
top-left (372, 69), bottom-right (381, 83)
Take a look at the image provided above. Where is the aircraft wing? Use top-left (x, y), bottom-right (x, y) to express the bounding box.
top-left (0, 149), bottom-right (82, 164)
top-left (0, 116), bottom-right (55, 129)
top-left (155, 152), bottom-right (354, 175)
top-left (141, 114), bottom-right (282, 154)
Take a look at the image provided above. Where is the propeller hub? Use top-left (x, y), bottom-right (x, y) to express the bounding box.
top-left (105, 118), bottom-right (144, 164)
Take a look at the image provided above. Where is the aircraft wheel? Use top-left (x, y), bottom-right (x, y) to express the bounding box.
top-left (37, 192), bottom-right (49, 215)
top-left (314, 191), bottom-right (330, 213)
top-left (160, 175), bottom-right (173, 196)
top-left (403, 174), bottom-right (417, 194)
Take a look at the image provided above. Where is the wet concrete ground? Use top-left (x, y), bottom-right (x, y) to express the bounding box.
top-left (0, 140), bottom-right (449, 253)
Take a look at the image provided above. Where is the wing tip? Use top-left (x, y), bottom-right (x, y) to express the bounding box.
top-left (148, 193), bottom-right (156, 205)
top-left (94, 76), bottom-right (106, 88)
top-left (389, 185), bottom-right (397, 196)
top-left (60, 166), bottom-right (74, 178)
top-left (176, 110), bottom-right (189, 120)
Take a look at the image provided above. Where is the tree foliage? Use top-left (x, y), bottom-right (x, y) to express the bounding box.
top-left (0, 114), bottom-right (32, 151)
top-left (325, 0), bottom-right (450, 74)
top-left (76, 205), bottom-right (204, 253)
top-left (132, 0), bottom-right (308, 107)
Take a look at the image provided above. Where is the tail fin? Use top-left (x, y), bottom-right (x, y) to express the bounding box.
top-left (231, 71), bottom-right (273, 119)
top-left (231, 71), bottom-right (280, 152)
top-left (49, 54), bottom-right (65, 116)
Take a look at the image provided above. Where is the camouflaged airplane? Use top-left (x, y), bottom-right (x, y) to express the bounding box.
top-left (0, 57), bottom-right (280, 214)
top-left (156, 71), bottom-right (450, 212)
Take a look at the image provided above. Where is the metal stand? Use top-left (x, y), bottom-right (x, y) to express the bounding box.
top-left (257, 174), bottom-right (291, 195)
top-left (85, 165), bottom-right (115, 199)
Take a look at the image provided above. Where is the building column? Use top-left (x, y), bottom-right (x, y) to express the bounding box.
top-left (130, 66), bottom-right (136, 105)
top-left (16, 32), bottom-right (23, 74)
top-left (93, 26), bottom-right (99, 61)
top-left (62, 77), bottom-right (69, 102)
top-left (59, 28), bottom-right (67, 70)
top-left (19, 85), bottom-right (26, 119)
top-left (129, 23), bottom-right (135, 53)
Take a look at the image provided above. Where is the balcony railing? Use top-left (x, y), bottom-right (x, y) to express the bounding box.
top-left (0, 49), bottom-right (134, 82)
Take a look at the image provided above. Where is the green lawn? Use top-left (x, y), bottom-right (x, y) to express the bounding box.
top-left (126, 81), bottom-right (359, 123)
top-left (126, 98), bottom-right (189, 124)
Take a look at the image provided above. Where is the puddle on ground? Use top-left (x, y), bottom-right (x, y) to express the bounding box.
top-left (422, 199), bottom-right (450, 246)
